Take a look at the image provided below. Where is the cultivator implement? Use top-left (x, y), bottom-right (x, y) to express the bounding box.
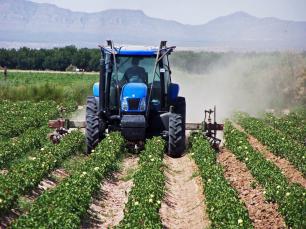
top-left (203, 106), bottom-right (224, 149)
top-left (48, 106), bottom-right (223, 149)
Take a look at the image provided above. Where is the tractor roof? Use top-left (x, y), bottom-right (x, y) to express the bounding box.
top-left (102, 45), bottom-right (174, 56)
top-left (117, 49), bottom-right (157, 56)
top-left (117, 46), bottom-right (158, 56)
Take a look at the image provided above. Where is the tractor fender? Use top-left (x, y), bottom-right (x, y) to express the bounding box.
top-left (93, 82), bottom-right (99, 97)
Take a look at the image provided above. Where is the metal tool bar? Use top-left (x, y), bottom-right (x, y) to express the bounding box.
top-left (48, 119), bottom-right (86, 129)
top-left (186, 123), bottom-right (202, 130)
top-left (49, 119), bottom-right (204, 131)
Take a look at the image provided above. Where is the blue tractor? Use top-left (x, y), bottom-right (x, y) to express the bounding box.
top-left (48, 41), bottom-right (223, 152)
top-left (86, 40), bottom-right (186, 157)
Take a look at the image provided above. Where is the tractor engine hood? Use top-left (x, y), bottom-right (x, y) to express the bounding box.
top-left (121, 83), bottom-right (147, 112)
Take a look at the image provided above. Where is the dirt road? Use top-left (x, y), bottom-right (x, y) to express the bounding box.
top-left (160, 154), bottom-right (210, 229)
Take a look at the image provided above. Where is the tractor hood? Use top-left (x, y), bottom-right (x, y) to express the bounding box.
top-left (121, 83), bottom-right (147, 112)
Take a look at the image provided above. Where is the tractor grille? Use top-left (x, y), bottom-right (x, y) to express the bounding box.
top-left (127, 98), bottom-right (140, 110)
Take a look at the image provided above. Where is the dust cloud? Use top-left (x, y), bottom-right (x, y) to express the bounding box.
top-left (172, 52), bottom-right (306, 122)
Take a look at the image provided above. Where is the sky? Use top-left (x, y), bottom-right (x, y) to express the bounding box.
top-left (31, 0), bottom-right (306, 25)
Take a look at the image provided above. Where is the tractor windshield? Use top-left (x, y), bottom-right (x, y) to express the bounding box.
top-left (114, 56), bottom-right (158, 85)
top-left (109, 55), bottom-right (163, 109)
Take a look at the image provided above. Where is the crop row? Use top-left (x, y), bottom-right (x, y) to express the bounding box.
top-left (0, 131), bottom-right (84, 215)
top-left (235, 113), bottom-right (306, 176)
top-left (0, 100), bottom-right (30, 115)
top-left (263, 111), bottom-right (306, 144)
top-left (224, 121), bottom-right (306, 228)
top-left (0, 126), bottom-right (49, 169)
top-left (118, 137), bottom-right (165, 228)
top-left (0, 100), bottom-right (59, 139)
top-left (12, 132), bottom-right (124, 228)
top-left (0, 100), bottom-right (57, 120)
top-left (189, 133), bottom-right (253, 228)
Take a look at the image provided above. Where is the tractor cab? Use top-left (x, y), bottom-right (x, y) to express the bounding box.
top-left (93, 45), bottom-right (174, 114)
top-left (87, 40), bottom-right (186, 157)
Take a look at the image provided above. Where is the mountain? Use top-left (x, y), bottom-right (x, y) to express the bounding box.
top-left (1, 0), bottom-right (306, 51)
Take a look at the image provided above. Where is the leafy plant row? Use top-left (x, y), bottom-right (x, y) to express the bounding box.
top-left (236, 113), bottom-right (306, 176)
top-left (0, 100), bottom-right (59, 139)
top-left (189, 133), bottom-right (253, 228)
top-left (118, 137), bottom-right (165, 228)
top-left (263, 111), bottom-right (306, 145)
top-left (0, 126), bottom-right (49, 169)
top-left (12, 132), bottom-right (124, 229)
top-left (224, 121), bottom-right (306, 228)
top-left (0, 100), bottom-right (30, 116)
top-left (0, 131), bottom-right (84, 215)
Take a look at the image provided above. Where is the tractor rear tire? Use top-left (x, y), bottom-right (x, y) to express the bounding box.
top-left (173, 96), bottom-right (186, 143)
top-left (86, 96), bottom-right (100, 154)
top-left (168, 113), bottom-right (185, 157)
top-left (173, 97), bottom-right (186, 126)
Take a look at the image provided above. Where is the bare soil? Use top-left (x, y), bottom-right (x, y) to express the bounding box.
top-left (0, 209), bottom-right (21, 229)
top-left (218, 148), bottom-right (286, 229)
top-left (24, 168), bottom-right (69, 201)
top-left (234, 123), bottom-right (306, 188)
top-left (81, 154), bottom-right (139, 228)
top-left (160, 154), bottom-right (210, 229)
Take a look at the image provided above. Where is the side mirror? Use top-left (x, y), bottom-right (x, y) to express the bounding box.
top-left (168, 83), bottom-right (179, 102)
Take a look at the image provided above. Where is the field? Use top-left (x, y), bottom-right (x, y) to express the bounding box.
top-left (0, 71), bottom-right (98, 104)
top-left (0, 71), bottom-right (305, 229)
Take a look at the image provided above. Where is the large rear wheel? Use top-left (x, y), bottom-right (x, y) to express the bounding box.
top-left (173, 97), bottom-right (186, 126)
top-left (168, 113), bottom-right (185, 157)
top-left (173, 96), bottom-right (186, 144)
top-left (86, 96), bottom-right (100, 154)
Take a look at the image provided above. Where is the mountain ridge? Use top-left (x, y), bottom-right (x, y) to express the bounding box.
top-left (1, 0), bottom-right (306, 51)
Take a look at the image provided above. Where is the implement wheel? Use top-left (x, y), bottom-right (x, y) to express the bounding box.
top-left (168, 113), bottom-right (185, 157)
top-left (86, 96), bottom-right (100, 154)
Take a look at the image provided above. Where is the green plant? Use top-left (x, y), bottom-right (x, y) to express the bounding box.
top-left (0, 72), bottom-right (98, 104)
top-left (118, 137), bottom-right (165, 229)
top-left (263, 110), bottom-right (306, 144)
top-left (0, 100), bottom-right (58, 139)
top-left (12, 132), bottom-right (124, 228)
top-left (0, 131), bottom-right (84, 215)
top-left (0, 126), bottom-right (49, 169)
top-left (224, 121), bottom-right (306, 228)
top-left (189, 134), bottom-right (253, 228)
top-left (235, 112), bottom-right (306, 175)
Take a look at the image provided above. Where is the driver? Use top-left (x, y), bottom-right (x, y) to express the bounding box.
top-left (123, 58), bottom-right (147, 83)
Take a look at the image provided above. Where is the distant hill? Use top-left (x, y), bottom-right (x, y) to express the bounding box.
top-left (1, 0), bottom-right (306, 51)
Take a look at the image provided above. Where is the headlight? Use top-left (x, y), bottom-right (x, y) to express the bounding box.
top-left (139, 98), bottom-right (146, 111)
top-left (121, 98), bottom-right (128, 111)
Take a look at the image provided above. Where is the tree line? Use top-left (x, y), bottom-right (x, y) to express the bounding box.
top-left (0, 46), bottom-right (100, 71)
top-left (1, 46), bottom-right (306, 73)
top-left (0, 46), bottom-right (228, 72)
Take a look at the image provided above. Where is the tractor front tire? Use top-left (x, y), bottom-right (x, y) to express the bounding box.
top-left (168, 113), bottom-right (185, 157)
top-left (86, 96), bottom-right (100, 154)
